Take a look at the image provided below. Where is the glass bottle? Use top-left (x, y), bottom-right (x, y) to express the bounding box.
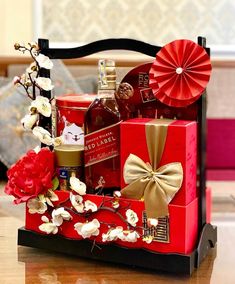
top-left (84, 59), bottom-right (121, 195)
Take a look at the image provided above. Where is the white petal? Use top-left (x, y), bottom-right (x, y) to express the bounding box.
top-left (27, 198), bottom-right (47, 214)
top-left (91, 219), bottom-right (100, 228)
top-left (70, 194), bottom-right (84, 213)
top-left (52, 215), bottom-right (63, 226)
top-left (36, 54), bottom-right (53, 69)
top-left (74, 219), bottom-right (100, 239)
top-left (74, 222), bottom-right (83, 235)
top-left (39, 222), bottom-right (58, 234)
top-left (32, 126), bottom-right (53, 145)
top-left (70, 177), bottom-right (86, 195)
top-left (45, 197), bottom-right (54, 207)
top-left (61, 211), bottom-right (72, 221)
top-left (52, 207), bottom-right (64, 217)
top-left (21, 113), bottom-right (39, 130)
top-left (35, 77), bottom-right (54, 91)
top-left (92, 229), bottom-right (100, 237)
top-left (41, 215), bottom-right (49, 223)
top-left (52, 226), bottom-right (58, 234)
top-left (30, 96), bottom-right (52, 117)
top-left (84, 200), bottom-right (97, 212)
top-left (47, 190), bottom-right (59, 202)
top-left (113, 191), bottom-right (121, 198)
top-left (126, 209), bottom-right (138, 227)
top-left (109, 227), bottom-right (123, 239)
top-left (81, 222), bottom-right (95, 235)
top-left (102, 233), bottom-right (108, 242)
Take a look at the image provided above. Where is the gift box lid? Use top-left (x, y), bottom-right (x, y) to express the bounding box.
top-left (121, 117), bottom-right (196, 127)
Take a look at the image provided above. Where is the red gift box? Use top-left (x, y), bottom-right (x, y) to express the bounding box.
top-left (25, 191), bottom-right (198, 254)
top-left (120, 118), bottom-right (197, 206)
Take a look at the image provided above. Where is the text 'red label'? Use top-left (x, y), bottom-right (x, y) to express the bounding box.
top-left (84, 122), bottom-right (120, 167)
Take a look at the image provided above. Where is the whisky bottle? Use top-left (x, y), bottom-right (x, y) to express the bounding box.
top-left (84, 59), bottom-right (121, 195)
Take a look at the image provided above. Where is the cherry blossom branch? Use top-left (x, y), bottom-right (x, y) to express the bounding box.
top-left (53, 201), bottom-right (143, 233)
top-left (17, 81), bottom-right (34, 100)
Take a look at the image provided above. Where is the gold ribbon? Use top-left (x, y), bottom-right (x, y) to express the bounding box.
top-left (121, 119), bottom-right (183, 219)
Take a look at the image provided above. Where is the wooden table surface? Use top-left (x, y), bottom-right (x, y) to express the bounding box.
top-left (1, 181), bottom-right (235, 284)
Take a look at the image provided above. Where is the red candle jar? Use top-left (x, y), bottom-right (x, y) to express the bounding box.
top-left (56, 94), bottom-right (96, 145)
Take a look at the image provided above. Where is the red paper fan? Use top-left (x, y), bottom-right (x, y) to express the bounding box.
top-left (149, 39), bottom-right (212, 107)
top-left (149, 71), bottom-right (201, 107)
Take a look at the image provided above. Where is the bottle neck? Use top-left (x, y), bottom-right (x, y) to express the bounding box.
top-left (97, 88), bottom-right (116, 99)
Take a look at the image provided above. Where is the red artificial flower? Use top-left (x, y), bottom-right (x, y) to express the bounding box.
top-left (4, 147), bottom-right (55, 204)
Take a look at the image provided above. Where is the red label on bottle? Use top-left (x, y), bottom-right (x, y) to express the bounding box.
top-left (84, 122), bottom-right (120, 167)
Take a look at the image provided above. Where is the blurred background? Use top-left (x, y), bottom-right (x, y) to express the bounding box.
top-left (0, 0), bottom-right (235, 55)
top-left (1, 0), bottom-right (235, 55)
top-left (0, 0), bottom-right (235, 184)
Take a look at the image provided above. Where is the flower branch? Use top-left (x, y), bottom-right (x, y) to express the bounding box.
top-left (13, 42), bottom-right (63, 146)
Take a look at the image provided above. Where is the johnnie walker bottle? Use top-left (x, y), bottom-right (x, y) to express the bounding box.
top-left (84, 59), bottom-right (121, 195)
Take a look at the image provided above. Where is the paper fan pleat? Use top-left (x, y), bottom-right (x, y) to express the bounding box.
top-left (149, 39), bottom-right (212, 107)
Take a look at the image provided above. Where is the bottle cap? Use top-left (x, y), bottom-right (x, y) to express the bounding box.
top-left (98, 59), bottom-right (116, 90)
top-left (54, 145), bottom-right (84, 167)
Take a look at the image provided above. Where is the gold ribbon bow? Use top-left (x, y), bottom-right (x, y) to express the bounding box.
top-left (121, 119), bottom-right (183, 219)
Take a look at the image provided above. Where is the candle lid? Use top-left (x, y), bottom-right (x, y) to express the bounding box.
top-left (56, 94), bottom-right (96, 108)
top-left (54, 145), bottom-right (84, 167)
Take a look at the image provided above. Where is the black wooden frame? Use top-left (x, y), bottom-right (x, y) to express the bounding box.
top-left (18, 37), bottom-right (217, 275)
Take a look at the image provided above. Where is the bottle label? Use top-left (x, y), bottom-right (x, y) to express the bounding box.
top-left (84, 122), bottom-right (121, 167)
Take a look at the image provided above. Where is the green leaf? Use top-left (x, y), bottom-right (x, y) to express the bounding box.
top-left (52, 177), bottom-right (59, 190)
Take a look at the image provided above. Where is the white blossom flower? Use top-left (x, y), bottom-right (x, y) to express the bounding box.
top-left (142, 235), bottom-right (154, 244)
top-left (118, 230), bottom-right (140, 243)
top-left (70, 193), bottom-right (84, 213)
top-left (70, 177), bottom-right (86, 195)
top-left (35, 77), bottom-right (54, 91)
top-left (113, 191), bottom-right (121, 198)
top-left (32, 126), bottom-right (53, 145)
top-left (30, 96), bottom-right (52, 117)
top-left (84, 200), bottom-right (97, 212)
top-left (126, 209), bottom-right (138, 227)
top-left (39, 216), bottom-right (58, 234)
top-left (27, 197), bottom-right (47, 214)
top-left (20, 73), bottom-right (32, 86)
top-left (36, 190), bottom-right (58, 209)
top-left (44, 189), bottom-right (59, 206)
top-left (36, 54), bottom-right (53, 69)
top-left (21, 113), bottom-right (39, 130)
top-left (51, 207), bottom-right (72, 226)
top-left (26, 62), bottom-right (37, 74)
top-left (74, 219), bottom-right (100, 239)
top-left (147, 218), bottom-right (158, 227)
top-left (102, 226), bottom-right (123, 242)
